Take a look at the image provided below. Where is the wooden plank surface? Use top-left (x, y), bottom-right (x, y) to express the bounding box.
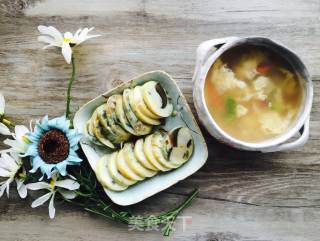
top-left (0, 0), bottom-right (320, 240)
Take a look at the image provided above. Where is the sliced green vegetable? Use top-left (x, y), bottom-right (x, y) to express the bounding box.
top-left (224, 96), bottom-right (237, 122)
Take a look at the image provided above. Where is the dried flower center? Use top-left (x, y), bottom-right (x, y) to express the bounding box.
top-left (38, 129), bottom-right (69, 164)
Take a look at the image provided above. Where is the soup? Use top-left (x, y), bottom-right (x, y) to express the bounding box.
top-left (204, 45), bottom-right (303, 143)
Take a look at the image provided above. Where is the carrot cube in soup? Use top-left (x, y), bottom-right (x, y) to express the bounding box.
top-left (257, 63), bottom-right (274, 74)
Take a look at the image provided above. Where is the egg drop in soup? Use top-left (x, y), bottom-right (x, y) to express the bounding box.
top-left (204, 45), bottom-right (303, 143)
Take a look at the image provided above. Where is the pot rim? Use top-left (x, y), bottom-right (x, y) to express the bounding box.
top-left (197, 36), bottom-right (313, 150)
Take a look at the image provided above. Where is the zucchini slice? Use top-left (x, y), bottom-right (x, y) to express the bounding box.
top-left (122, 143), bottom-right (157, 178)
top-left (91, 107), bottom-right (116, 149)
top-left (129, 88), bottom-right (161, 125)
top-left (122, 88), bottom-right (152, 136)
top-left (168, 127), bottom-right (194, 167)
top-left (142, 81), bottom-right (173, 118)
top-left (133, 86), bottom-right (161, 119)
top-left (105, 95), bottom-right (132, 141)
top-left (169, 127), bottom-right (194, 148)
top-left (143, 134), bottom-right (170, 172)
top-left (116, 149), bottom-right (144, 181)
top-left (83, 120), bottom-right (103, 146)
top-left (108, 151), bottom-right (137, 186)
top-left (168, 146), bottom-right (193, 167)
top-left (95, 154), bottom-right (127, 191)
top-left (151, 131), bottom-right (179, 169)
top-left (134, 139), bottom-right (158, 171)
top-left (115, 94), bottom-right (136, 135)
top-left (96, 104), bottom-right (123, 144)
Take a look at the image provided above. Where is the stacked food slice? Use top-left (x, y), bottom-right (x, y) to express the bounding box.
top-left (84, 81), bottom-right (173, 148)
top-left (95, 127), bottom-right (194, 191)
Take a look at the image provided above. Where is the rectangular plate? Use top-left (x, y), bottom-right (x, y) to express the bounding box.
top-left (73, 71), bottom-right (208, 206)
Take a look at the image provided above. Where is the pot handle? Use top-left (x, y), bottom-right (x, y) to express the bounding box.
top-left (262, 116), bottom-right (310, 153)
top-left (192, 37), bottom-right (240, 82)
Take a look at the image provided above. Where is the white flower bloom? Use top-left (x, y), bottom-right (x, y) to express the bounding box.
top-left (0, 123), bottom-right (10, 136)
top-left (0, 93), bottom-right (10, 136)
top-left (3, 125), bottom-right (30, 154)
top-left (0, 152), bottom-right (27, 199)
top-left (27, 172), bottom-right (80, 219)
top-left (38, 25), bottom-right (100, 64)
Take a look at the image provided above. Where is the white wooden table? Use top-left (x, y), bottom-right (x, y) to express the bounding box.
top-left (0, 0), bottom-right (319, 240)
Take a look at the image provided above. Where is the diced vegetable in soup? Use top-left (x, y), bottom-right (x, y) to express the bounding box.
top-left (204, 46), bottom-right (303, 143)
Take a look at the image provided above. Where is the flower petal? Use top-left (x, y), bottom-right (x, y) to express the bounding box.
top-left (40, 115), bottom-right (49, 131)
top-left (2, 152), bottom-right (21, 169)
top-left (0, 93), bottom-right (5, 114)
top-left (58, 189), bottom-right (76, 199)
top-left (0, 182), bottom-right (7, 197)
top-left (23, 144), bottom-right (38, 157)
top-left (0, 168), bottom-right (12, 177)
top-left (49, 115), bottom-right (69, 131)
top-left (37, 36), bottom-right (57, 46)
top-left (0, 123), bottom-right (10, 135)
top-left (81, 34), bottom-right (101, 44)
top-left (0, 153), bottom-right (19, 172)
top-left (27, 182), bottom-right (51, 190)
top-left (29, 119), bottom-right (35, 132)
top-left (74, 28), bottom-right (87, 44)
top-left (5, 179), bottom-right (10, 197)
top-left (74, 28), bottom-right (82, 36)
top-left (16, 179), bottom-right (27, 199)
top-left (40, 164), bottom-right (55, 179)
top-left (49, 192), bottom-right (56, 219)
top-left (0, 158), bottom-right (11, 171)
top-left (66, 154), bottom-right (82, 164)
top-left (55, 161), bottom-right (67, 176)
top-left (27, 131), bottom-right (41, 143)
top-left (3, 139), bottom-right (25, 154)
top-left (62, 42), bottom-right (72, 64)
top-left (29, 156), bottom-right (43, 173)
top-left (55, 179), bottom-right (80, 190)
top-left (67, 131), bottom-right (82, 148)
top-left (73, 28), bottom-right (82, 41)
top-left (15, 125), bottom-right (30, 143)
top-left (64, 32), bottom-right (73, 39)
top-left (74, 27), bottom-right (100, 45)
top-left (38, 25), bottom-right (63, 45)
top-left (31, 192), bottom-right (52, 208)
top-left (67, 174), bottom-right (77, 180)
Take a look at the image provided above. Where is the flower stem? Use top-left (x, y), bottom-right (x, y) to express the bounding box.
top-left (66, 55), bottom-right (76, 121)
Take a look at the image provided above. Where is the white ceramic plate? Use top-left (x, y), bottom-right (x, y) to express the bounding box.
top-left (73, 71), bottom-right (208, 206)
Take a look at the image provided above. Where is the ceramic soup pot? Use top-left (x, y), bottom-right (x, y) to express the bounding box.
top-left (193, 37), bottom-right (313, 152)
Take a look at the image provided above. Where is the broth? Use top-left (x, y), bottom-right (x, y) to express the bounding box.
top-left (204, 45), bottom-right (303, 143)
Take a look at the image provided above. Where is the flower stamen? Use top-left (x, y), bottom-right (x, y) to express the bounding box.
top-left (38, 129), bottom-right (69, 164)
top-left (50, 179), bottom-right (56, 189)
top-left (22, 135), bottom-right (32, 144)
top-left (63, 37), bottom-right (73, 43)
top-left (64, 38), bottom-right (76, 47)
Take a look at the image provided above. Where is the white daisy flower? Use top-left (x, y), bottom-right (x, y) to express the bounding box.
top-left (0, 152), bottom-right (27, 199)
top-left (27, 172), bottom-right (80, 219)
top-left (2, 124), bottom-right (31, 154)
top-left (0, 93), bottom-right (10, 136)
top-left (37, 25), bottom-right (100, 64)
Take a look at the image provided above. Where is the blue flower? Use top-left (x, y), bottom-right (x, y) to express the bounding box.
top-left (24, 115), bottom-right (82, 179)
